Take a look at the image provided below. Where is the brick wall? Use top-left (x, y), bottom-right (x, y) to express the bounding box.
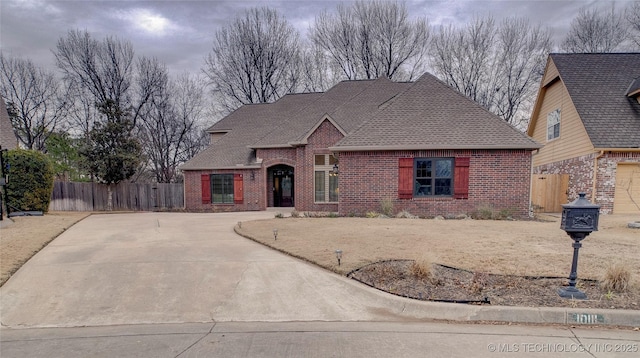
top-left (339, 149), bottom-right (534, 219)
top-left (183, 169), bottom-right (263, 212)
top-left (532, 152), bottom-right (640, 214)
top-left (294, 119), bottom-right (343, 212)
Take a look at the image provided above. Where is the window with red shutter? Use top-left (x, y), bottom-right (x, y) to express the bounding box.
top-left (234, 174), bottom-right (243, 204)
top-left (453, 157), bottom-right (470, 199)
top-left (201, 174), bottom-right (211, 204)
top-left (398, 158), bottom-right (413, 199)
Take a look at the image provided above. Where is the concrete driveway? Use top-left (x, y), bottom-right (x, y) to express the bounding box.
top-left (1, 212), bottom-right (439, 328)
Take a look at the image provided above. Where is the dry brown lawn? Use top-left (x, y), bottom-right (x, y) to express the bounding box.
top-left (0, 212), bottom-right (91, 286)
top-left (237, 214), bottom-right (640, 284)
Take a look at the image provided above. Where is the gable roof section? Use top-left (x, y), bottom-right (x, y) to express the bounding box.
top-left (627, 77), bottom-right (640, 98)
top-left (547, 53), bottom-right (640, 149)
top-left (182, 73), bottom-right (540, 170)
top-left (250, 78), bottom-right (410, 148)
top-left (332, 73), bottom-right (541, 151)
top-left (180, 93), bottom-right (322, 170)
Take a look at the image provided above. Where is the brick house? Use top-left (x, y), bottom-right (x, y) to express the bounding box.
top-left (181, 73), bottom-right (541, 218)
top-left (527, 53), bottom-right (640, 214)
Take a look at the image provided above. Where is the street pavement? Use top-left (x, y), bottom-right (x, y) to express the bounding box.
top-left (1, 212), bottom-right (638, 357)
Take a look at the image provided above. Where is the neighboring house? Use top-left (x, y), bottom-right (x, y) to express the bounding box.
top-left (181, 73), bottom-right (541, 218)
top-left (0, 97), bottom-right (18, 150)
top-left (527, 53), bottom-right (640, 214)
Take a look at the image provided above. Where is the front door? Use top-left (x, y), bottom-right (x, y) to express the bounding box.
top-left (273, 169), bottom-right (294, 207)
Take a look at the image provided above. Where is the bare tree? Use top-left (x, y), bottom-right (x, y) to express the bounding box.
top-left (493, 18), bottom-right (552, 127)
top-left (138, 71), bottom-right (208, 183)
top-left (431, 17), bottom-right (498, 107)
top-left (203, 7), bottom-right (301, 111)
top-left (561, 6), bottom-right (631, 53)
top-left (310, 0), bottom-right (429, 81)
top-left (55, 30), bottom-right (134, 120)
top-left (0, 53), bottom-right (68, 150)
top-left (627, 2), bottom-right (640, 48)
top-left (55, 30), bottom-right (163, 128)
top-left (430, 16), bottom-right (551, 128)
top-left (299, 42), bottom-right (343, 92)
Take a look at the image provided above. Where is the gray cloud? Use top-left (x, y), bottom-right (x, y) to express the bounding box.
top-left (0, 0), bottom-right (633, 76)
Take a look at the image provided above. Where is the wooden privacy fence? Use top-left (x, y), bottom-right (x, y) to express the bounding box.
top-left (531, 174), bottom-right (569, 213)
top-left (49, 181), bottom-right (184, 211)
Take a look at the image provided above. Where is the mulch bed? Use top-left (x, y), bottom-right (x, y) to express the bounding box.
top-left (348, 260), bottom-right (639, 310)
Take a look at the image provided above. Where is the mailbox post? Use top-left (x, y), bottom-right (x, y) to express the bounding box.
top-left (557, 193), bottom-right (600, 300)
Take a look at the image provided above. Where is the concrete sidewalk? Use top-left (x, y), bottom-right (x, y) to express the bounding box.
top-left (0, 212), bottom-right (638, 330)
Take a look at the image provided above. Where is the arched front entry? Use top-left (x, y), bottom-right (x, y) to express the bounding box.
top-left (269, 165), bottom-right (294, 207)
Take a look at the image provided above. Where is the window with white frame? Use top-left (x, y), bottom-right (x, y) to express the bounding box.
top-left (314, 154), bottom-right (338, 203)
top-left (547, 109), bottom-right (561, 141)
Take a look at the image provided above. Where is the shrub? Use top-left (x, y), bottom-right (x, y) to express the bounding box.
top-left (396, 210), bottom-right (418, 219)
top-left (365, 211), bottom-right (379, 218)
top-left (470, 204), bottom-right (513, 220)
top-left (274, 212), bottom-right (284, 218)
top-left (600, 263), bottom-right (632, 293)
top-left (409, 257), bottom-right (433, 280)
top-left (4, 149), bottom-right (55, 213)
top-left (290, 210), bottom-right (300, 218)
top-left (380, 198), bottom-right (394, 217)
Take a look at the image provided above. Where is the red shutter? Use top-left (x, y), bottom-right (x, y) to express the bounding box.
top-left (398, 158), bottom-right (414, 199)
top-left (454, 157), bottom-right (470, 199)
top-left (201, 174), bottom-right (211, 204)
top-left (234, 174), bottom-right (243, 204)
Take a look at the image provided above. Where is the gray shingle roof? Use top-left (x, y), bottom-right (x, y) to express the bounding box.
top-left (181, 93), bottom-right (323, 170)
top-left (550, 53), bottom-right (640, 149)
top-left (181, 73), bottom-right (540, 170)
top-left (332, 73), bottom-right (540, 150)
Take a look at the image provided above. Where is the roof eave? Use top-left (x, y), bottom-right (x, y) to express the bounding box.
top-left (329, 144), bottom-right (542, 152)
top-left (180, 164), bottom-right (262, 171)
top-left (594, 147), bottom-right (640, 152)
top-left (248, 143), bottom-right (295, 149)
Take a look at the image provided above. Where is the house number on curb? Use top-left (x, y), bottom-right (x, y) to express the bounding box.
top-left (570, 313), bottom-right (604, 324)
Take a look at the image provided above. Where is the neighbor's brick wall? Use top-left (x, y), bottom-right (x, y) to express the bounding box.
top-left (532, 153), bottom-right (595, 201)
top-left (183, 169), bottom-right (262, 212)
top-left (339, 149), bottom-right (534, 218)
top-left (596, 152), bottom-right (640, 214)
top-left (532, 152), bottom-right (640, 214)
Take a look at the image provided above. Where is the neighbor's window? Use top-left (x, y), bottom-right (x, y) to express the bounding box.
top-left (314, 154), bottom-right (338, 203)
top-left (414, 158), bottom-right (453, 196)
top-left (211, 174), bottom-right (234, 204)
top-left (547, 109), bottom-right (561, 141)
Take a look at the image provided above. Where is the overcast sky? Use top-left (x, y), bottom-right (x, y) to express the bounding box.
top-left (0, 0), bottom-right (635, 76)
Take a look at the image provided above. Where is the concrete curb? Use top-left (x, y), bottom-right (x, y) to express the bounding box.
top-left (237, 223), bottom-right (640, 328)
top-left (397, 299), bottom-right (640, 327)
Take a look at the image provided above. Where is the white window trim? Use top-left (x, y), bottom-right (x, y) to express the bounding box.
top-left (546, 109), bottom-right (561, 142)
top-left (314, 154), bottom-right (338, 204)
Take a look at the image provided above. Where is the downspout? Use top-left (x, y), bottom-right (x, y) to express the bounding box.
top-left (529, 149), bottom-right (539, 217)
top-left (592, 150), bottom-right (605, 202)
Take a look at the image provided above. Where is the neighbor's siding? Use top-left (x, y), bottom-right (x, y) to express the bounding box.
top-left (530, 77), bottom-right (594, 167)
top-left (339, 149), bottom-right (534, 219)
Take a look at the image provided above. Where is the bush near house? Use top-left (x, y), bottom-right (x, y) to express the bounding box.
top-left (5, 149), bottom-right (55, 212)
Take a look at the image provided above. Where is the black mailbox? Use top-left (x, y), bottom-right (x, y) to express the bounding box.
top-left (560, 193), bottom-right (600, 233)
top-left (557, 193), bottom-right (600, 300)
